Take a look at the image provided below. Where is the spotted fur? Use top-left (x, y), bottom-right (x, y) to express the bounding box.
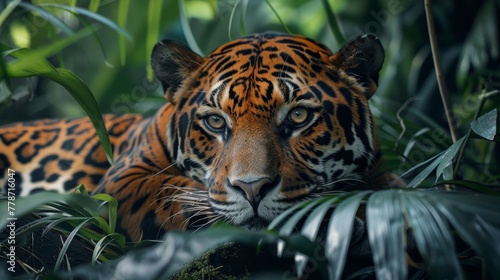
top-left (1, 33), bottom-right (392, 241)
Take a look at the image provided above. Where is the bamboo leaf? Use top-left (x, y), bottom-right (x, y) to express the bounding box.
top-left (435, 193), bottom-right (500, 277)
top-left (366, 190), bottom-right (406, 280)
top-left (326, 191), bottom-right (371, 280)
top-left (178, 0), bottom-right (203, 55)
top-left (471, 108), bottom-right (497, 140)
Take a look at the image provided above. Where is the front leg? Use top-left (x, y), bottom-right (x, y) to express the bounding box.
top-left (96, 162), bottom-right (212, 241)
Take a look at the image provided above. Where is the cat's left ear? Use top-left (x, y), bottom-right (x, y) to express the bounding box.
top-left (330, 34), bottom-right (385, 99)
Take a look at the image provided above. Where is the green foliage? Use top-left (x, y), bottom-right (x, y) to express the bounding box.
top-left (2, 45), bottom-right (114, 163)
top-left (0, 0), bottom-right (499, 279)
top-left (0, 188), bottom-right (127, 272)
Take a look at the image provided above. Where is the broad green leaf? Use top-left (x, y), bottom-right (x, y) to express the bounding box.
top-left (436, 136), bottom-right (466, 180)
top-left (326, 191), bottom-right (371, 280)
top-left (54, 217), bottom-right (93, 271)
top-left (88, 0), bottom-right (100, 12)
top-left (321, 0), bottom-right (346, 45)
top-left (264, 0), bottom-right (292, 34)
top-left (401, 192), bottom-right (463, 280)
top-left (0, 0), bottom-right (21, 27)
top-left (366, 190), bottom-right (406, 280)
top-left (178, 0), bottom-right (203, 56)
top-left (146, 0), bottom-right (162, 79)
top-left (471, 109), bottom-right (497, 140)
top-left (2, 48), bottom-right (113, 164)
top-left (295, 195), bottom-right (340, 277)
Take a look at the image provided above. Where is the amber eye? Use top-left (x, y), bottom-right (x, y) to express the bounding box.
top-left (288, 107), bottom-right (310, 126)
top-left (204, 114), bottom-right (226, 132)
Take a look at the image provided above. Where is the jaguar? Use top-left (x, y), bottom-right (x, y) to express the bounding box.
top-left (0, 33), bottom-right (392, 241)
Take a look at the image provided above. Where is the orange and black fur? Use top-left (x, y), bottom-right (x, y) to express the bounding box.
top-left (1, 33), bottom-right (392, 241)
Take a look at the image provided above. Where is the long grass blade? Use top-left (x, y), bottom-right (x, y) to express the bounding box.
top-left (92, 233), bottom-right (126, 264)
top-left (326, 191), bottom-right (371, 280)
top-left (54, 217), bottom-right (93, 271)
top-left (88, 0), bottom-right (100, 12)
top-left (17, 2), bottom-right (73, 35)
top-left (117, 0), bottom-right (130, 65)
top-left (39, 4), bottom-right (132, 40)
top-left (146, 0), bottom-right (162, 79)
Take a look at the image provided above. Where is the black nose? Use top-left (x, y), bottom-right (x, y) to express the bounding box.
top-left (229, 177), bottom-right (279, 210)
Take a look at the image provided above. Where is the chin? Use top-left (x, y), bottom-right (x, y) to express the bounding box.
top-left (240, 218), bottom-right (270, 231)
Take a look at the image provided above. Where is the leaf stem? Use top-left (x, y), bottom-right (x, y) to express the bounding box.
top-left (424, 0), bottom-right (458, 143)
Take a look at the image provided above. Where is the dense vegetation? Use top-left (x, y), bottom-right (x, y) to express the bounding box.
top-left (1, 0), bottom-right (499, 279)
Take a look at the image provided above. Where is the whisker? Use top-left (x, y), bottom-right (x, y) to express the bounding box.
top-left (151, 161), bottom-right (179, 177)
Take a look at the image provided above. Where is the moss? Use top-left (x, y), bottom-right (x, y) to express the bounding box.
top-left (173, 243), bottom-right (251, 280)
